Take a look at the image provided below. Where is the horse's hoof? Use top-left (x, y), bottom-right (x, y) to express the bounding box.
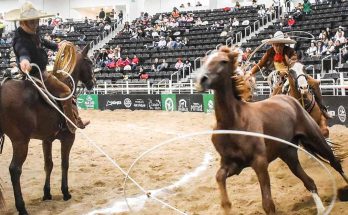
top-left (18, 209), bottom-right (29, 215)
top-left (63, 193), bottom-right (72, 201)
top-left (338, 186), bottom-right (348, 201)
top-left (42, 194), bottom-right (52, 201)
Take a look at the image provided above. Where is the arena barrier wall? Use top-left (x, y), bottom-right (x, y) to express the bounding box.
top-left (77, 94), bottom-right (348, 127)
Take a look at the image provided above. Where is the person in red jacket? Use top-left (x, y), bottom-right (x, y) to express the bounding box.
top-left (287, 16), bottom-right (295, 28)
top-left (131, 54), bottom-right (139, 71)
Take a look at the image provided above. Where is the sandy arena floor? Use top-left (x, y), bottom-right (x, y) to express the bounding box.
top-left (0, 110), bottom-right (348, 215)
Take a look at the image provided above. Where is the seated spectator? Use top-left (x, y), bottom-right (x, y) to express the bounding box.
top-left (195, 17), bottom-right (203, 26)
top-left (252, 0), bottom-right (258, 8)
top-left (287, 16), bottom-right (295, 28)
top-left (139, 67), bottom-right (149, 80)
top-left (325, 40), bottom-right (335, 55)
top-left (0, 38), bottom-right (5, 44)
top-left (335, 29), bottom-right (346, 44)
top-left (97, 48), bottom-right (109, 67)
top-left (334, 40), bottom-right (343, 54)
top-left (242, 48), bottom-right (252, 61)
top-left (303, 0), bottom-right (311, 14)
top-left (115, 57), bottom-right (125, 71)
top-left (167, 37), bottom-right (177, 49)
top-left (183, 59), bottom-right (191, 76)
top-left (65, 24), bottom-right (75, 33)
top-left (180, 4), bottom-right (185, 8)
top-left (187, 2), bottom-right (191, 7)
top-left (157, 36), bottom-right (167, 49)
top-left (335, 26), bottom-right (345, 38)
top-left (150, 64), bottom-right (157, 72)
top-left (52, 23), bottom-right (64, 36)
top-left (232, 18), bottom-right (239, 26)
top-left (196, 1), bottom-right (202, 6)
top-left (306, 42), bottom-right (317, 57)
top-left (316, 41), bottom-right (327, 56)
top-left (78, 34), bottom-right (86, 42)
top-left (131, 54), bottom-right (139, 70)
top-left (99, 8), bottom-right (106, 19)
top-left (114, 45), bottom-right (121, 59)
top-left (175, 58), bottom-right (184, 71)
top-left (158, 59), bottom-right (168, 71)
top-left (172, 9), bottom-right (180, 19)
top-left (258, 7), bottom-right (266, 17)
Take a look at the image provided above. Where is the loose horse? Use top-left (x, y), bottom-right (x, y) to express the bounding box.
top-left (195, 46), bottom-right (348, 214)
top-left (0, 44), bottom-right (95, 215)
top-left (267, 64), bottom-right (330, 138)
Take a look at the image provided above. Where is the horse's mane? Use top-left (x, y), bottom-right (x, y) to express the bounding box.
top-left (219, 46), bottom-right (251, 101)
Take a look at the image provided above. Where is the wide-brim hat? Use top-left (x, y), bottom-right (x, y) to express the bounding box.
top-left (262, 31), bottom-right (296, 45)
top-left (5, 1), bottom-right (54, 21)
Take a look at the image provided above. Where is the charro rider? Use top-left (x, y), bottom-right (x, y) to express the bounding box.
top-left (245, 31), bottom-right (329, 117)
top-left (6, 1), bottom-right (89, 133)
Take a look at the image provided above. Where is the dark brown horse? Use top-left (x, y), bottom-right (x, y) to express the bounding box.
top-left (195, 46), bottom-right (348, 214)
top-left (0, 44), bottom-right (94, 215)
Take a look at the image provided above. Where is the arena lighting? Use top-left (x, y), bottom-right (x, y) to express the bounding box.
top-left (122, 130), bottom-right (337, 215)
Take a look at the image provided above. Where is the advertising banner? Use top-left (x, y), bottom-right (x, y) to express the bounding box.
top-left (161, 94), bottom-right (177, 111)
top-left (98, 94), bottom-right (124, 110)
top-left (203, 94), bottom-right (214, 113)
top-left (176, 94), bottom-right (204, 112)
top-left (324, 96), bottom-right (348, 127)
top-left (77, 94), bottom-right (99, 110)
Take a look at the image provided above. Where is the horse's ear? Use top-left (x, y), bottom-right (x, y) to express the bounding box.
top-left (81, 43), bottom-right (90, 56)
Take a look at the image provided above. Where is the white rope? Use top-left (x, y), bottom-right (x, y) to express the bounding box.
top-left (29, 63), bottom-right (75, 101)
top-left (123, 130), bottom-right (337, 215)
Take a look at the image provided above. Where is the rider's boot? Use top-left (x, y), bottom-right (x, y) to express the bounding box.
top-left (307, 77), bottom-right (331, 119)
top-left (44, 73), bottom-right (90, 133)
top-left (61, 99), bottom-right (90, 133)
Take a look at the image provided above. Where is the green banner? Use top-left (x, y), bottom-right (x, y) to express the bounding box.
top-left (203, 94), bottom-right (214, 113)
top-left (77, 94), bottom-right (99, 110)
top-left (161, 94), bottom-right (177, 111)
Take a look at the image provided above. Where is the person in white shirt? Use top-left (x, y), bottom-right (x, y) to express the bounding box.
top-left (306, 42), bottom-right (317, 57)
top-left (335, 31), bottom-right (347, 44)
top-left (157, 37), bottom-right (167, 49)
top-left (232, 18), bottom-right (239, 26)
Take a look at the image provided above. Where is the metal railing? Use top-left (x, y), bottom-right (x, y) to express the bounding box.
top-left (321, 55), bottom-right (334, 76)
top-left (170, 71), bottom-right (180, 83)
top-left (234, 31), bottom-right (242, 44)
top-left (194, 57), bottom-right (201, 71)
top-left (253, 20), bottom-right (260, 32)
top-left (226, 37), bottom-right (233, 46)
top-left (305, 65), bottom-right (315, 77)
top-left (244, 26), bottom-right (252, 38)
top-left (339, 45), bottom-right (348, 67)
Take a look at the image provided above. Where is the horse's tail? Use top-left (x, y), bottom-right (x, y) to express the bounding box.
top-left (300, 133), bottom-right (344, 174)
top-left (326, 138), bottom-right (348, 162)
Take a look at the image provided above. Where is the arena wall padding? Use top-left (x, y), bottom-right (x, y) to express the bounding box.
top-left (79, 94), bottom-right (348, 127)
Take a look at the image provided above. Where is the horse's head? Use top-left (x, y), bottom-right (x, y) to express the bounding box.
top-left (74, 43), bottom-right (95, 90)
top-left (289, 62), bottom-right (308, 94)
top-left (195, 46), bottom-right (239, 92)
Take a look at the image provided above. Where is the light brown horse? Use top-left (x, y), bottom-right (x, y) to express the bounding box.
top-left (195, 46), bottom-right (348, 214)
top-left (0, 44), bottom-right (94, 215)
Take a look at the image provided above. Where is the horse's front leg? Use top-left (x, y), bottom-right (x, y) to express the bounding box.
top-left (252, 156), bottom-right (275, 215)
top-left (60, 132), bottom-right (75, 201)
top-left (42, 140), bottom-right (53, 200)
top-left (216, 162), bottom-right (238, 215)
top-left (9, 138), bottom-right (30, 215)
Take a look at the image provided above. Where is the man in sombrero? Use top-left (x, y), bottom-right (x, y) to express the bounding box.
top-left (6, 1), bottom-right (89, 133)
top-left (245, 31), bottom-right (329, 117)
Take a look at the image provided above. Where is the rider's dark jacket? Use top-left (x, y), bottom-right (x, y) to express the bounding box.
top-left (13, 27), bottom-right (58, 74)
top-left (250, 46), bottom-right (298, 75)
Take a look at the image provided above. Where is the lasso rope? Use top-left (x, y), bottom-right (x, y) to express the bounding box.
top-left (53, 41), bottom-right (77, 78)
top-left (123, 130), bottom-right (337, 215)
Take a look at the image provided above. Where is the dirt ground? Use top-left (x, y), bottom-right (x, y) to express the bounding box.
top-left (0, 110), bottom-right (347, 215)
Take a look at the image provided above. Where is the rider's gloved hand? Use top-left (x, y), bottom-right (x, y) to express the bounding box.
top-left (20, 59), bottom-right (31, 73)
top-left (245, 71), bottom-right (253, 80)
